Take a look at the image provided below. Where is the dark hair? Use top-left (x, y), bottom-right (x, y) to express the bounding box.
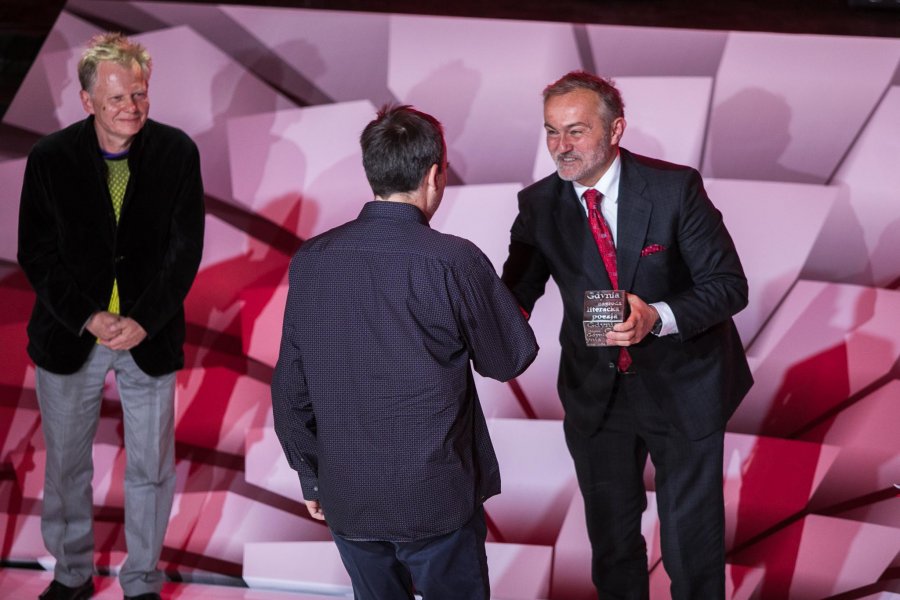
top-left (543, 71), bottom-right (625, 123)
top-left (360, 104), bottom-right (446, 197)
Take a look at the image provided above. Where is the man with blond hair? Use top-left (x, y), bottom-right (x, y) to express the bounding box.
top-left (18, 32), bottom-right (204, 600)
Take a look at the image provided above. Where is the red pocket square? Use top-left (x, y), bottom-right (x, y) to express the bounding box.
top-left (641, 244), bottom-right (666, 257)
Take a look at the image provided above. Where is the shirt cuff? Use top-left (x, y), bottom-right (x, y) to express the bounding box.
top-left (650, 302), bottom-right (678, 336)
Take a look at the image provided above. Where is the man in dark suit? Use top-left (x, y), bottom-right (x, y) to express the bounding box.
top-left (501, 71), bottom-right (752, 599)
top-left (17, 33), bottom-right (204, 600)
top-left (271, 105), bottom-right (538, 600)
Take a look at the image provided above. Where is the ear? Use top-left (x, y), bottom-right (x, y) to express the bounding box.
top-left (79, 89), bottom-right (95, 115)
top-left (425, 163), bottom-right (440, 193)
top-left (610, 116), bottom-right (626, 146)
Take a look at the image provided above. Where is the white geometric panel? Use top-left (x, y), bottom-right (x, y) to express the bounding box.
top-left (805, 85), bottom-right (900, 288)
top-left (388, 14), bottom-right (581, 186)
top-left (243, 541), bottom-right (352, 595)
top-left (703, 32), bottom-right (900, 184)
top-left (226, 101), bottom-right (375, 235)
top-left (708, 178), bottom-right (838, 346)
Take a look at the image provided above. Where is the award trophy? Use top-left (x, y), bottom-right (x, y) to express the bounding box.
top-left (583, 290), bottom-right (627, 346)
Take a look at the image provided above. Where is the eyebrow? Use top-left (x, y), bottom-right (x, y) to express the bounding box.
top-left (544, 121), bottom-right (591, 130)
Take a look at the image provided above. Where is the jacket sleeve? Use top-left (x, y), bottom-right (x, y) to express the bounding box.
top-left (665, 170), bottom-right (748, 340)
top-left (455, 249), bottom-right (539, 382)
top-left (128, 140), bottom-right (205, 337)
top-left (501, 194), bottom-right (553, 316)
top-left (271, 258), bottom-right (321, 501)
top-left (17, 147), bottom-right (100, 334)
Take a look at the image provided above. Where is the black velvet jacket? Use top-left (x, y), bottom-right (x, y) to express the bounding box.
top-left (18, 116), bottom-right (204, 376)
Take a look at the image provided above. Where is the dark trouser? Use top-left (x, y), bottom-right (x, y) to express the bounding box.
top-left (564, 375), bottom-right (726, 600)
top-left (330, 505), bottom-right (490, 600)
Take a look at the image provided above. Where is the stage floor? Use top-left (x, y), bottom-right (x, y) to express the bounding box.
top-left (0, 567), bottom-right (344, 600)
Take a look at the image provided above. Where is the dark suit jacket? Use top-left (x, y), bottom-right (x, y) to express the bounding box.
top-left (502, 148), bottom-right (752, 440)
top-left (17, 116), bottom-right (205, 376)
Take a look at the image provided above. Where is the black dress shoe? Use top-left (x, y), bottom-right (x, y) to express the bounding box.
top-left (123, 594), bottom-right (162, 600)
top-left (38, 579), bottom-right (94, 600)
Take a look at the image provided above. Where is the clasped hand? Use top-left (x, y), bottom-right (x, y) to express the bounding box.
top-left (86, 311), bottom-right (147, 350)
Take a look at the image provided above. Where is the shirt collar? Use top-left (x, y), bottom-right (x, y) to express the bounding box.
top-left (572, 150), bottom-right (621, 203)
top-left (358, 199), bottom-right (429, 226)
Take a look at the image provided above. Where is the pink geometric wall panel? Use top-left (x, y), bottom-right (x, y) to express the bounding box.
top-left (801, 380), bottom-right (900, 511)
top-left (707, 179), bottom-right (838, 345)
top-left (388, 14), bottom-right (581, 185)
top-left (702, 32), bottom-right (900, 184)
top-left (240, 283), bottom-right (287, 370)
top-left (485, 419), bottom-right (577, 546)
top-left (833, 496), bottom-right (900, 531)
top-left (5, 18), bottom-right (295, 203)
top-left (731, 281), bottom-right (900, 437)
top-left (532, 76), bottom-right (714, 179)
top-left (482, 542), bottom-right (553, 599)
top-left (2, 11), bottom-right (98, 135)
top-left (175, 368), bottom-right (273, 455)
top-left (586, 24), bottom-right (728, 76)
top-left (243, 427), bottom-right (299, 502)
top-left (165, 490), bottom-right (330, 565)
top-left (226, 102), bottom-right (374, 226)
top-left (219, 6), bottom-right (394, 105)
top-left (500, 280), bottom-right (566, 421)
top-left (0, 159), bottom-right (25, 263)
top-left (1, 2), bottom-right (898, 597)
top-left (804, 85), bottom-right (900, 288)
top-left (730, 514), bottom-right (900, 599)
top-left (721, 433), bottom-right (840, 549)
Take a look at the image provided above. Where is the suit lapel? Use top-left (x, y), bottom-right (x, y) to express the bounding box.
top-left (616, 150), bottom-right (652, 292)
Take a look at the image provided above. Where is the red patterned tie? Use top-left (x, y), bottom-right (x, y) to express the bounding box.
top-left (584, 189), bottom-right (632, 373)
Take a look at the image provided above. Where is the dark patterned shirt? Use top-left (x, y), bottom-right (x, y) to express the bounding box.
top-left (272, 200), bottom-right (538, 541)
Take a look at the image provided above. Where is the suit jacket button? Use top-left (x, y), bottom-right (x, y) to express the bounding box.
top-left (608, 361), bottom-right (616, 369)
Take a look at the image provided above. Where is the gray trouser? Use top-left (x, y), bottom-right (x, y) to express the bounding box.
top-left (36, 345), bottom-right (176, 596)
